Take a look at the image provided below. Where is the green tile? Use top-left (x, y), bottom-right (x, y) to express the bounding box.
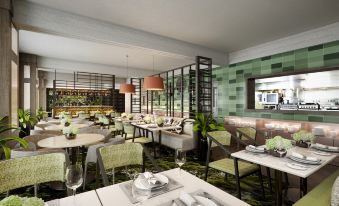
top-left (324, 115), bottom-right (339, 124)
top-left (308, 115), bottom-right (324, 122)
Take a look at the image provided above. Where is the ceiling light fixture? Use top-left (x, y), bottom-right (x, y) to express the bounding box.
top-left (119, 55), bottom-right (135, 94)
top-left (143, 55), bottom-right (164, 91)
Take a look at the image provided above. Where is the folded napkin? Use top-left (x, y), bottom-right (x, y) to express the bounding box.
top-left (315, 143), bottom-right (328, 149)
top-left (139, 172), bottom-right (163, 190)
top-left (291, 152), bottom-right (318, 162)
top-left (248, 145), bottom-right (265, 151)
top-left (179, 191), bottom-right (197, 206)
top-left (328, 146), bottom-right (339, 151)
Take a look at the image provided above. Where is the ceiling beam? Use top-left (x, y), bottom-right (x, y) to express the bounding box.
top-left (37, 57), bottom-right (155, 78)
top-left (13, 0), bottom-right (227, 66)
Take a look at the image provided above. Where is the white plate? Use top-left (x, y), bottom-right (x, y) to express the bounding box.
top-left (313, 151), bottom-right (332, 156)
top-left (134, 174), bottom-right (169, 190)
top-left (286, 163), bottom-right (308, 171)
top-left (194, 196), bottom-right (217, 206)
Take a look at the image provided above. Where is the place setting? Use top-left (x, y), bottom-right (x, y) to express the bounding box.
top-left (285, 152), bottom-right (322, 170)
top-left (161, 190), bottom-right (225, 206)
top-left (311, 143), bottom-right (339, 153)
top-left (244, 145), bottom-right (267, 157)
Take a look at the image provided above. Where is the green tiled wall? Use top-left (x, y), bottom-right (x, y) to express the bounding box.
top-left (213, 40), bottom-right (339, 123)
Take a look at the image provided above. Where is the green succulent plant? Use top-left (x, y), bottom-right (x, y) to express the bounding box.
top-left (292, 130), bottom-right (315, 142)
top-left (0, 116), bottom-right (28, 159)
top-left (265, 136), bottom-right (292, 151)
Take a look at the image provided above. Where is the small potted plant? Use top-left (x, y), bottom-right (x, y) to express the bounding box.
top-left (18, 108), bottom-right (38, 137)
top-left (144, 114), bottom-right (152, 124)
top-left (156, 117), bottom-right (164, 127)
top-left (36, 107), bottom-right (48, 121)
top-left (292, 130), bottom-right (315, 148)
top-left (0, 195), bottom-right (45, 206)
top-left (265, 136), bottom-right (292, 157)
top-left (193, 113), bottom-right (225, 161)
top-left (121, 112), bottom-right (127, 119)
top-left (63, 126), bottom-right (79, 140)
top-left (61, 117), bottom-right (72, 127)
top-left (127, 113), bottom-right (134, 120)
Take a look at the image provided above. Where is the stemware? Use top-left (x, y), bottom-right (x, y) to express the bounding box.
top-left (65, 164), bottom-right (83, 204)
top-left (132, 173), bottom-right (151, 205)
top-left (175, 148), bottom-right (186, 175)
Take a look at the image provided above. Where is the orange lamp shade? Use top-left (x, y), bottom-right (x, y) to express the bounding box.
top-left (143, 76), bottom-right (164, 91)
top-left (119, 83), bottom-right (135, 93)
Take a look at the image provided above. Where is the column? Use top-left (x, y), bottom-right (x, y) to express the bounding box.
top-left (0, 0), bottom-right (13, 120)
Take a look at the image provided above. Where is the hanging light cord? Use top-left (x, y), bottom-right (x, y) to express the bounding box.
top-left (126, 55), bottom-right (129, 79)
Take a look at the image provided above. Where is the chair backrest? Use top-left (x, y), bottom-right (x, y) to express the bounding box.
top-left (207, 131), bottom-right (232, 148)
top-left (97, 143), bottom-right (143, 170)
top-left (123, 123), bottom-right (134, 135)
top-left (79, 113), bottom-right (90, 119)
top-left (114, 120), bottom-right (123, 131)
top-left (236, 127), bottom-right (256, 140)
top-left (0, 152), bottom-right (68, 194)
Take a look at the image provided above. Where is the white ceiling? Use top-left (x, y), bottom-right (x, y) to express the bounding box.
top-left (19, 30), bottom-right (193, 71)
top-left (25, 0), bottom-right (339, 52)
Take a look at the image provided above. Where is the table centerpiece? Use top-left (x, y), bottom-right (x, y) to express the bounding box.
top-left (63, 126), bottom-right (79, 140)
top-left (292, 130), bottom-right (315, 148)
top-left (265, 136), bottom-right (292, 157)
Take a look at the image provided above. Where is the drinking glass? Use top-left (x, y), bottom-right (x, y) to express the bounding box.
top-left (132, 173), bottom-right (151, 205)
top-left (65, 164), bottom-right (83, 203)
top-left (175, 148), bottom-right (186, 175)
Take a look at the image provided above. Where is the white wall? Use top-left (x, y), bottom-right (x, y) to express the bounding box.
top-left (229, 22), bottom-right (339, 64)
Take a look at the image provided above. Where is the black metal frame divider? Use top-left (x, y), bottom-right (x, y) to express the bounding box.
top-left (129, 56), bottom-right (213, 118)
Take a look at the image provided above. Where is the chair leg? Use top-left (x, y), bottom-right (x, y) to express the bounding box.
top-left (112, 168), bottom-right (115, 185)
top-left (83, 163), bottom-right (87, 190)
top-left (258, 170), bottom-right (265, 199)
top-left (34, 184), bottom-right (38, 197)
top-left (266, 167), bottom-right (273, 194)
top-left (204, 166), bottom-right (209, 181)
top-left (234, 158), bottom-right (241, 199)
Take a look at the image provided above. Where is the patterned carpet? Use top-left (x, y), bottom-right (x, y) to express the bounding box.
top-left (1, 147), bottom-right (278, 206)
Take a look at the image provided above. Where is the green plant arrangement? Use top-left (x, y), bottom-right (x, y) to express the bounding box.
top-left (62, 126), bottom-right (79, 140)
top-left (156, 117), bottom-right (164, 127)
top-left (0, 195), bottom-right (44, 206)
top-left (127, 113), bottom-right (134, 120)
top-left (18, 108), bottom-right (38, 137)
top-left (0, 116), bottom-right (28, 159)
top-left (193, 113), bottom-right (225, 138)
top-left (193, 113), bottom-right (225, 161)
top-left (292, 130), bottom-right (315, 148)
top-left (265, 136), bottom-right (292, 157)
top-left (143, 114), bottom-right (152, 124)
top-left (36, 107), bottom-right (48, 121)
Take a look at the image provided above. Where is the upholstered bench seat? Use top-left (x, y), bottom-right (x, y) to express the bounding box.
top-left (293, 169), bottom-right (339, 206)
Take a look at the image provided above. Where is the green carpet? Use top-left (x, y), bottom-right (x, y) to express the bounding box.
top-left (0, 148), bottom-right (277, 206)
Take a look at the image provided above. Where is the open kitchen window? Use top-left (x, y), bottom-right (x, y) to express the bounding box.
top-left (246, 67), bottom-right (339, 113)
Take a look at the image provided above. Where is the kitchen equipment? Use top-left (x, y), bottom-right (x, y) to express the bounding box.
top-left (298, 103), bottom-right (320, 110)
top-left (279, 104), bottom-right (298, 110)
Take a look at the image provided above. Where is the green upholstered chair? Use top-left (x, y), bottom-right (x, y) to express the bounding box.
top-left (236, 127), bottom-right (257, 149)
top-left (0, 152), bottom-right (68, 197)
top-left (97, 143), bottom-right (160, 186)
top-left (113, 120), bottom-right (124, 136)
top-left (204, 131), bottom-right (265, 200)
top-left (123, 122), bottom-right (151, 144)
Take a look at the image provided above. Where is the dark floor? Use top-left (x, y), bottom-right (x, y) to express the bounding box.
top-left (1, 145), bottom-right (283, 206)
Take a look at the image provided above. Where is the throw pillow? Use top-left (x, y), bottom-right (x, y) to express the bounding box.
top-left (332, 176), bottom-right (339, 206)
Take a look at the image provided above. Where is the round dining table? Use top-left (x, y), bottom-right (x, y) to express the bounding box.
top-left (38, 133), bottom-right (105, 164)
top-left (44, 123), bottom-right (91, 131)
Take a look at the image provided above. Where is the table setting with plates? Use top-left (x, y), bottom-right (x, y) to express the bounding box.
top-left (311, 143), bottom-right (339, 152)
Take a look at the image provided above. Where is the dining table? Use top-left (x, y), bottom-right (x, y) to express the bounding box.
top-left (48, 168), bottom-right (250, 206)
top-left (131, 123), bottom-right (181, 157)
top-left (231, 146), bottom-right (338, 206)
top-left (37, 133), bottom-right (105, 164)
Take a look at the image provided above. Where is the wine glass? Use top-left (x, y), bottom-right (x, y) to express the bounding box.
top-left (132, 173), bottom-right (151, 205)
top-left (65, 164), bottom-right (83, 203)
top-left (175, 148), bottom-right (186, 175)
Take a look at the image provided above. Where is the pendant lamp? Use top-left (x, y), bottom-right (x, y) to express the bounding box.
top-left (119, 55), bottom-right (135, 94)
top-left (143, 56), bottom-right (164, 91)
